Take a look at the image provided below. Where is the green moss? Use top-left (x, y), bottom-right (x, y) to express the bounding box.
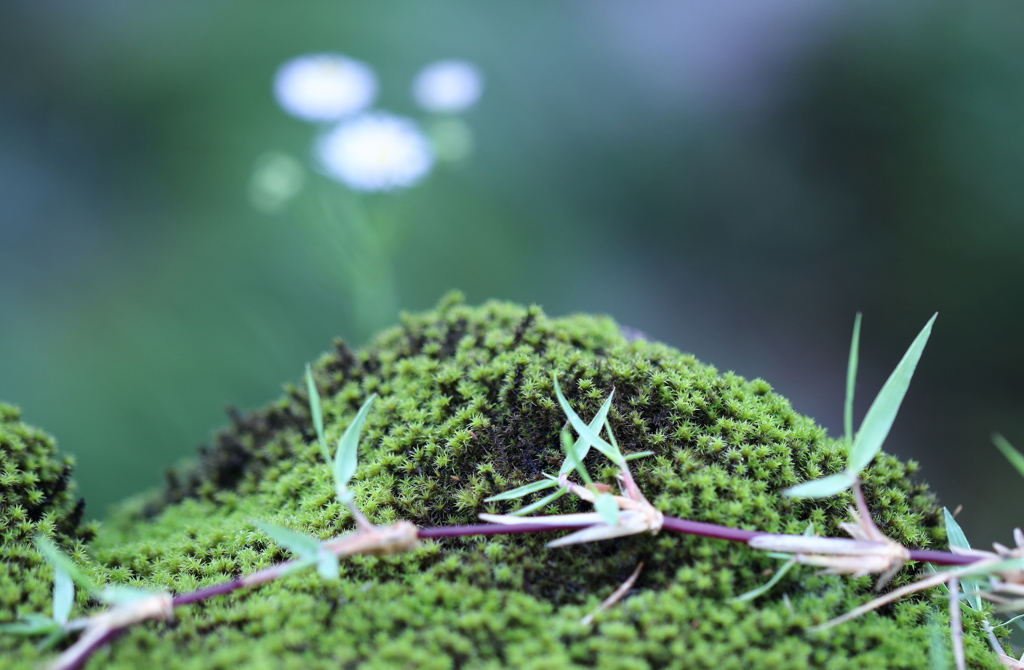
top-left (0, 295), bottom-right (1005, 668)
top-left (0, 404), bottom-right (97, 667)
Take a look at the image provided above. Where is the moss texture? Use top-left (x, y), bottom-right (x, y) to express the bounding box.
top-left (0, 404), bottom-right (97, 666)
top-left (0, 294), bottom-right (1004, 668)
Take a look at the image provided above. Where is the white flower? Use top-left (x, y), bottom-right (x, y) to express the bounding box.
top-left (274, 54), bottom-right (377, 122)
top-left (316, 114), bottom-right (434, 192)
top-left (412, 60), bottom-right (483, 113)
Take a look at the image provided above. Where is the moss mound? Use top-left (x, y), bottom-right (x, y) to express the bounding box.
top-left (0, 404), bottom-right (97, 665)
top-left (1, 295), bottom-right (1003, 668)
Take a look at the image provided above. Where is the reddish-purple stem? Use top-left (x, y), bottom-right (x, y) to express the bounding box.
top-left (417, 522), bottom-right (584, 538)
top-left (907, 549), bottom-right (978, 566)
top-left (173, 578), bottom-right (246, 606)
top-left (65, 629), bottom-right (122, 670)
top-left (57, 514), bottom-right (985, 670)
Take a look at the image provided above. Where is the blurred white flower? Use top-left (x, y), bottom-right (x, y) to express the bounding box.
top-left (317, 114), bottom-right (433, 191)
top-left (274, 54), bottom-right (377, 122)
top-left (248, 152), bottom-right (306, 213)
top-left (413, 60), bottom-right (483, 113)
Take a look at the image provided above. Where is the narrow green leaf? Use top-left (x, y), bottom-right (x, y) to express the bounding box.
top-left (558, 390), bottom-right (615, 475)
top-left (253, 521), bottom-right (321, 561)
top-left (509, 487), bottom-right (567, 517)
top-left (37, 627), bottom-right (69, 651)
top-left (943, 508), bottom-right (983, 610)
top-left (594, 492), bottom-right (619, 527)
top-left (993, 613), bottom-right (1024, 629)
top-left (0, 614), bottom-right (61, 637)
top-left (993, 434), bottom-right (1024, 481)
top-left (959, 556), bottom-right (1024, 579)
top-left (484, 479), bottom-right (557, 502)
top-left (305, 364), bottom-right (331, 464)
top-left (729, 558), bottom-right (797, 603)
top-left (97, 586), bottom-right (158, 606)
top-left (624, 451), bottom-right (655, 461)
top-left (52, 567), bottom-right (74, 625)
top-left (926, 611), bottom-right (952, 670)
top-left (560, 425), bottom-right (595, 489)
top-left (848, 313), bottom-right (936, 474)
top-left (844, 313), bottom-right (862, 443)
top-left (333, 394), bottom-right (377, 501)
top-left (317, 549), bottom-right (340, 581)
top-left (34, 536), bottom-right (97, 596)
top-left (782, 472), bottom-right (855, 499)
top-left (553, 377), bottom-right (623, 466)
top-left (943, 507), bottom-right (971, 553)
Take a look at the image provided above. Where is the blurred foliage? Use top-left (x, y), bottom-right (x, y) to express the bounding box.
top-left (0, 0), bottom-right (1022, 550)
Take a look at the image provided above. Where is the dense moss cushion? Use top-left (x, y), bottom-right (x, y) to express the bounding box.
top-left (1, 295), bottom-right (1001, 668)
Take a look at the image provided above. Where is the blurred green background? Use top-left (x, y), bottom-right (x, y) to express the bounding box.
top-left (1, 1), bottom-right (1023, 546)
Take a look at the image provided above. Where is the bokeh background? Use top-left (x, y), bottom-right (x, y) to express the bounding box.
top-left (2, 1), bottom-right (1022, 546)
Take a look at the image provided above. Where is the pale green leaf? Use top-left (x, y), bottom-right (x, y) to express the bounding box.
top-left (509, 487), bottom-right (567, 517)
top-left (927, 611), bottom-right (951, 670)
top-left (253, 521), bottom-right (321, 561)
top-left (334, 394), bottom-right (377, 500)
top-left (0, 614), bottom-right (62, 637)
top-left (943, 508), bottom-right (983, 610)
top-left (782, 472), bottom-right (855, 499)
top-left (317, 550), bottom-right (340, 581)
top-left (557, 389), bottom-right (615, 474)
top-left (844, 313), bottom-right (862, 443)
top-left (553, 377), bottom-right (624, 466)
top-left (37, 627), bottom-right (69, 651)
top-left (560, 426), bottom-right (595, 489)
top-left (594, 492), bottom-right (619, 527)
top-left (51, 567), bottom-right (73, 625)
top-left (993, 434), bottom-right (1024, 481)
top-left (729, 558), bottom-right (797, 603)
top-left (848, 313), bottom-right (936, 474)
top-left (305, 364), bottom-right (330, 464)
top-left (993, 613), bottom-right (1024, 629)
top-left (485, 479), bottom-right (557, 502)
top-left (34, 536), bottom-right (97, 596)
top-left (97, 586), bottom-right (158, 606)
top-left (624, 451), bottom-right (655, 461)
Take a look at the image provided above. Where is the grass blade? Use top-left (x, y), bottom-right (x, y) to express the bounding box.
top-left (51, 567), bottom-right (74, 625)
top-left (305, 364), bottom-right (330, 463)
top-left (594, 492), bottom-right (620, 527)
top-left (333, 394), bottom-right (377, 502)
top-left (0, 614), bottom-right (61, 637)
top-left (317, 550), bottom-right (340, 581)
top-left (97, 586), bottom-right (159, 606)
top-left (927, 611), bottom-right (952, 670)
top-left (491, 479), bottom-right (558, 503)
top-left (943, 508), bottom-right (983, 611)
top-left (624, 451), bottom-right (655, 461)
top-left (34, 536), bottom-right (98, 597)
top-left (844, 313), bottom-right (862, 443)
top-left (509, 487), bottom-right (568, 516)
top-left (558, 391), bottom-right (614, 475)
top-left (783, 472), bottom-right (855, 499)
top-left (485, 478), bottom-right (557, 502)
top-left (730, 558), bottom-right (797, 603)
top-left (253, 521), bottom-right (321, 561)
top-left (993, 434), bottom-right (1024, 481)
top-left (561, 426), bottom-right (595, 489)
top-left (848, 313), bottom-right (936, 474)
top-left (553, 377), bottom-right (623, 466)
